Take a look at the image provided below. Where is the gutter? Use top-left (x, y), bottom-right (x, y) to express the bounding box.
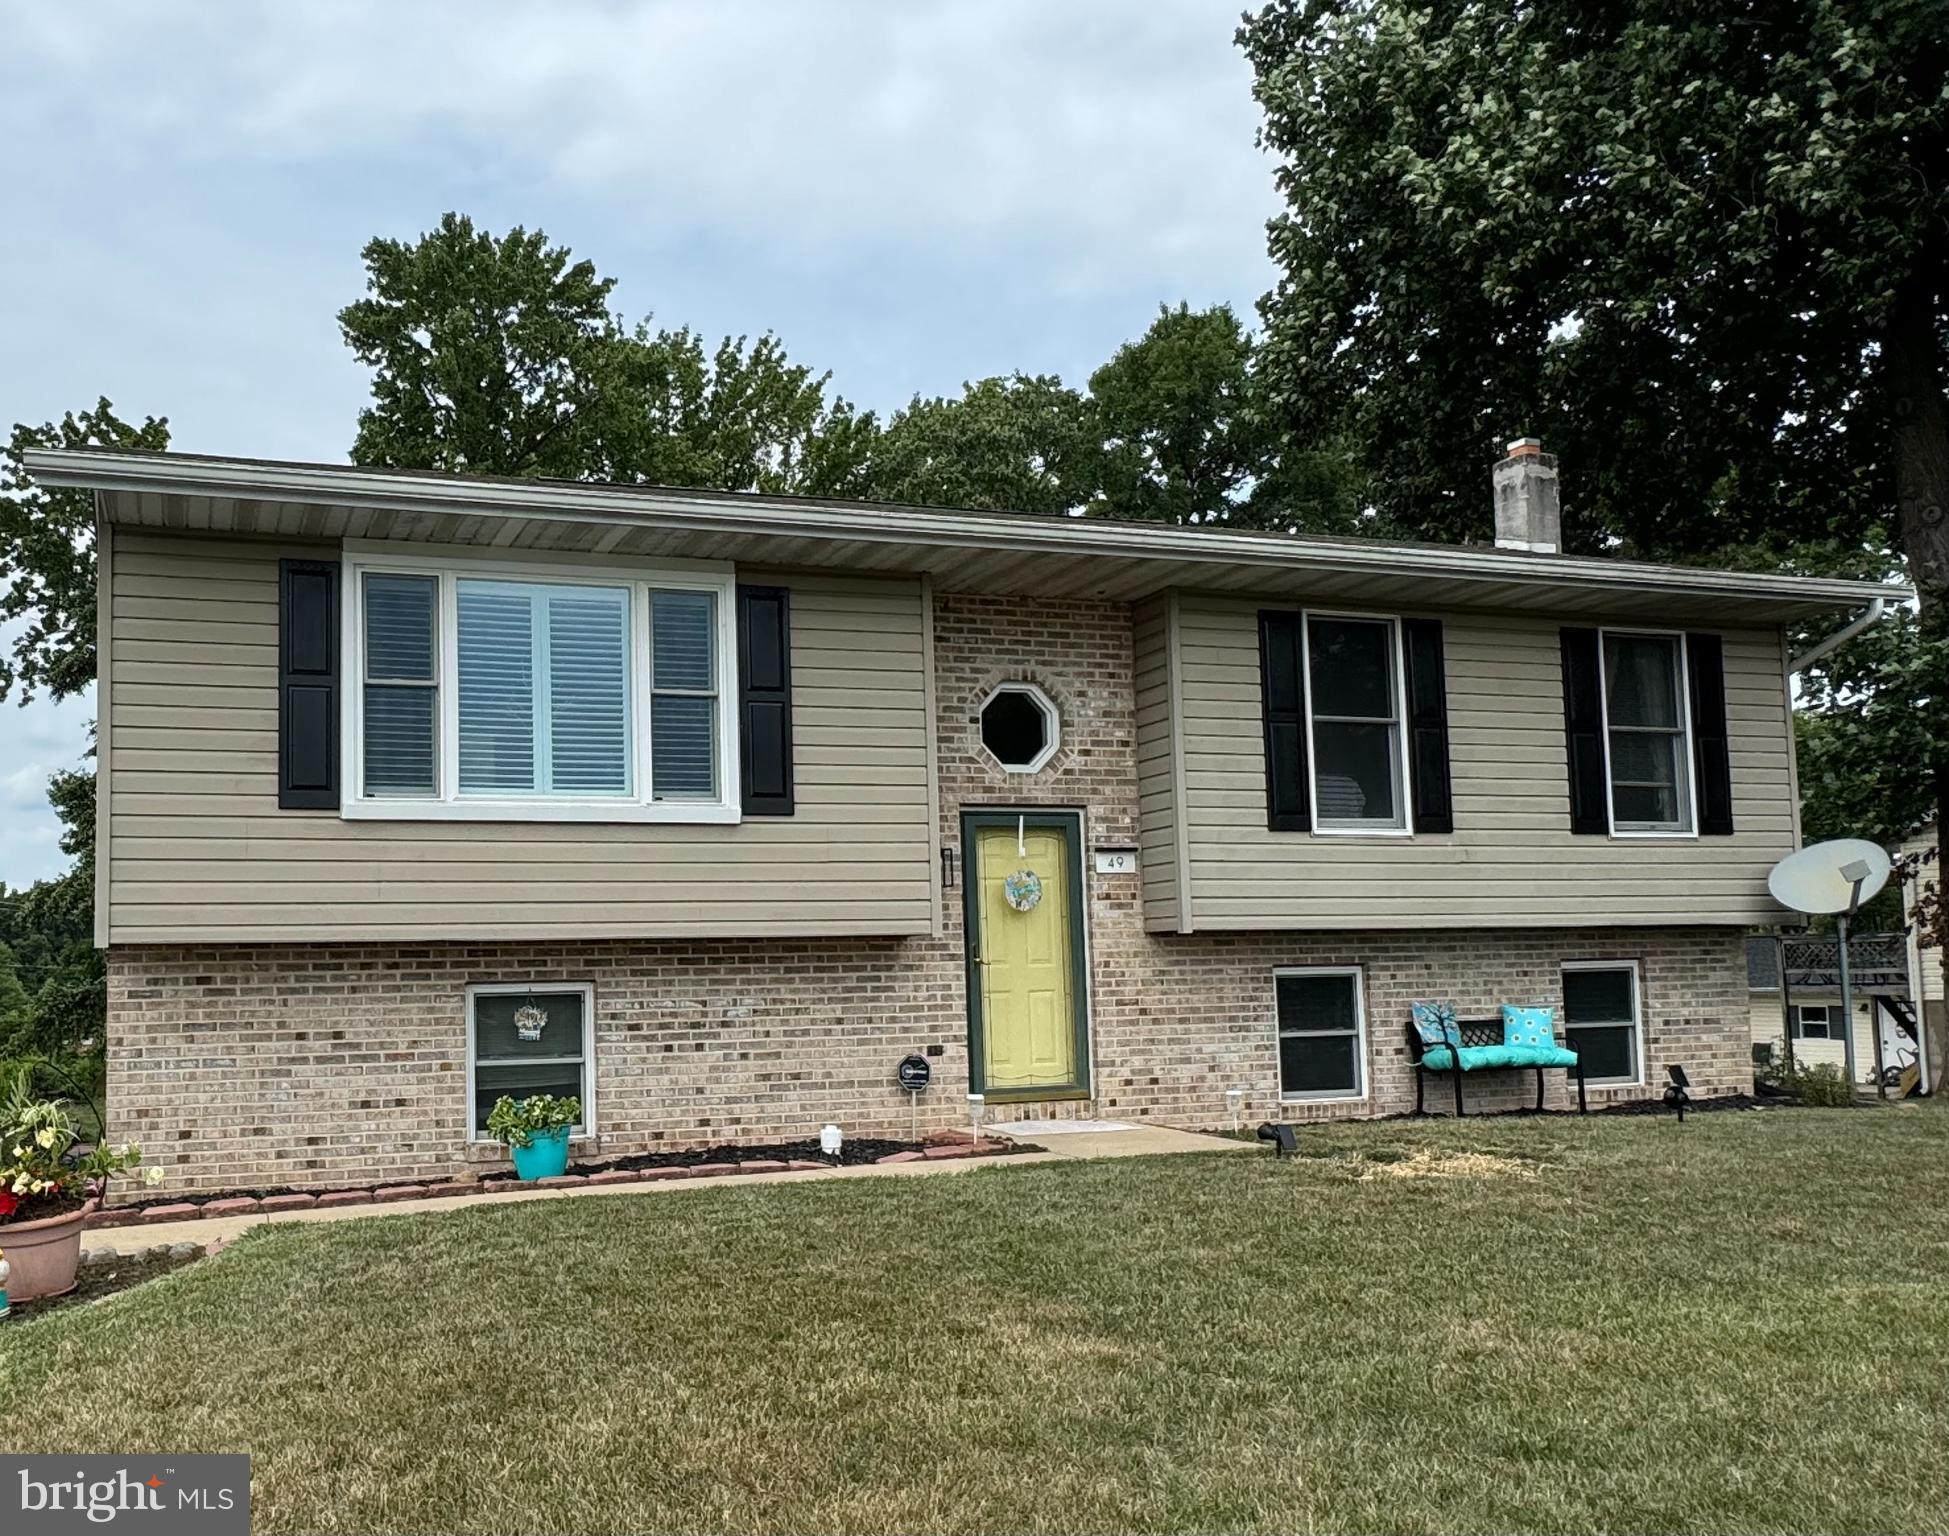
top-left (1790, 598), bottom-right (1889, 675)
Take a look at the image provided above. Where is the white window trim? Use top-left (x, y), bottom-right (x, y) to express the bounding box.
top-left (1793, 1003), bottom-right (1835, 1040)
top-left (341, 547), bottom-right (741, 823)
top-left (465, 981), bottom-right (597, 1144)
top-left (1561, 959), bottom-right (1645, 1088)
top-left (1301, 609), bottom-right (1413, 837)
top-left (977, 681), bottom-right (1061, 774)
top-left (1273, 964), bottom-right (1369, 1103)
top-left (1596, 627), bottom-right (1698, 840)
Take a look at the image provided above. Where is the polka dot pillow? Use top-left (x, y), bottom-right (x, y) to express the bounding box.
top-left (1412, 1001), bottom-right (1459, 1052)
top-left (1502, 1005), bottom-right (1557, 1050)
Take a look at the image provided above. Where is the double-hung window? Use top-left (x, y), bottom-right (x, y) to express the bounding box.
top-left (1274, 967), bottom-right (1367, 1100)
top-left (467, 983), bottom-right (594, 1140)
top-left (1306, 615), bottom-right (1408, 832)
top-left (346, 553), bottom-right (737, 822)
top-left (1562, 961), bottom-right (1643, 1086)
top-left (1792, 1004), bottom-right (1835, 1041)
top-left (1600, 632), bottom-right (1694, 834)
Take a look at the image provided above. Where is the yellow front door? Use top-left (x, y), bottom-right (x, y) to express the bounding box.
top-left (972, 821), bottom-right (1081, 1094)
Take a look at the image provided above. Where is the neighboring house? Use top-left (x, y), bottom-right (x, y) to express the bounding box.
top-left (25, 442), bottom-right (1911, 1194)
top-left (1745, 933), bottom-right (1916, 1086)
top-left (1899, 822), bottom-right (1944, 1088)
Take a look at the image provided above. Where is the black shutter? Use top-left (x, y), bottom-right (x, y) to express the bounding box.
top-left (279, 558), bottom-right (340, 810)
top-left (1686, 631), bottom-right (1735, 835)
top-left (737, 585), bottom-right (794, 816)
top-left (1402, 618), bottom-right (1453, 833)
top-left (1258, 609), bottom-right (1310, 831)
top-left (1560, 627), bottom-right (1609, 835)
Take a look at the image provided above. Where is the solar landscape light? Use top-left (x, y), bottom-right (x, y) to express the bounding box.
top-left (1256, 1121), bottom-right (1297, 1158)
top-left (1664, 1064), bottom-right (1692, 1124)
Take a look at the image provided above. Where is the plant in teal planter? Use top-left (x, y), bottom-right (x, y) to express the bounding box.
top-left (486, 1094), bottom-right (582, 1181)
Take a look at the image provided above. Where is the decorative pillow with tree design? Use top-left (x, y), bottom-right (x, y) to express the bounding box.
top-left (1412, 1001), bottom-right (1459, 1052)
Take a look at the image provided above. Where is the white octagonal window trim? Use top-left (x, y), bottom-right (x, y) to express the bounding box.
top-left (978, 682), bottom-right (1060, 774)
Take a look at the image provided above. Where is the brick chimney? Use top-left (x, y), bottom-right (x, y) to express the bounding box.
top-left (1493, 437), bottom-right (1561, 553)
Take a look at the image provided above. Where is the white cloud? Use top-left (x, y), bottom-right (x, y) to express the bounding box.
top-left (6, 1), bottom-right (1275, 295)
top-left (0, 1), bottom-right (1282, 883)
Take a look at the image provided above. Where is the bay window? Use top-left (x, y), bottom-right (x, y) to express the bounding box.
top-left (345, 553), bottom-right (737, 822)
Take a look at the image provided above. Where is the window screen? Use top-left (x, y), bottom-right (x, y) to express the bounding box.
top-left (1276, 970), bottom-right (1364, 1098)
top-left (650, 590), bottom-right (718, 799)
top-left (470, 988), bottom-right (591, 1137)
top-left (1307, 617), bottom-right (1404, 829)
top-left (1603, 633), bottom-right (1692, 832)
top-left (1563, 965), bottom-right (1641, 1084)
top-left (362, 573), bottom-right (438, 796)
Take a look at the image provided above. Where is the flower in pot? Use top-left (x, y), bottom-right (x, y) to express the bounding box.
top-left (0, 1066), bottom-right (162, 1303)
top-left (486, 1093), bottom-right (582, 1181)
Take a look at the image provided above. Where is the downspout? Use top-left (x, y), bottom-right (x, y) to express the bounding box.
top-left (1789, 598), bottom-right (1889, 676)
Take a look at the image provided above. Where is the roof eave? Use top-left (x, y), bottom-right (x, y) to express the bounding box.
top-left (23, 447), bottom-right (1914, 616)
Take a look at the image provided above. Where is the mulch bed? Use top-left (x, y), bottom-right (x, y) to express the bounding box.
top-left (84, 1131), bottom-right (1035, 1231)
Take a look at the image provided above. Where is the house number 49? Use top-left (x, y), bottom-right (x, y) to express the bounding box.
top-left (1093, 849), bottom-right (1138, 874)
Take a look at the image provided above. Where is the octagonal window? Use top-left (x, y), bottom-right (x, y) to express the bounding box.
top-left (979, 683), bottom-right (1059, 773)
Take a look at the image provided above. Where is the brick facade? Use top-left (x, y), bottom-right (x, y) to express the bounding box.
top-left (106, 593), bottom-right (1753, 1194)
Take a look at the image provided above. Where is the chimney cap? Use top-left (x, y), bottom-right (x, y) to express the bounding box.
top-left (1505, 437), bottom-right (1544, 458)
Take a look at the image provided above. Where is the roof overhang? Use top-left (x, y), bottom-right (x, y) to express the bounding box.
top-left (25, 448), bottom-right (1912, 623)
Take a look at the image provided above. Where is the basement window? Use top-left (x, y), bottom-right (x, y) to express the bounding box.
top-left (979, 683), bottom-right (1059, 773)
top-left (467, 983), bottom-right (595, 1141)
top-left (1274, 967), bottom-right (1367, 1102)
top-left (1562, 962), bottom-right (1643, 1087)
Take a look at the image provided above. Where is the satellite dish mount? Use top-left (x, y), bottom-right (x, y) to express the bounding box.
top-left (1766, 839), bottom-right (1893, 1093)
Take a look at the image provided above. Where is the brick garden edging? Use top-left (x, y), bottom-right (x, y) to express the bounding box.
top-left (85, 1137), bottom-right (1017, 1230)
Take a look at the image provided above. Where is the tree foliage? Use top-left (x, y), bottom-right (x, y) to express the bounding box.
top-left (1, 401), bottom-right (169, 703)
top-left (863, 374), bottom-right (1097, 515)
top-left (341, 214), bottom-right (875, 495)
top-left (1239, 0), bottom-right (1949, 850)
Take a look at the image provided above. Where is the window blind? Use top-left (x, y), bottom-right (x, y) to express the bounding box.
top-left (458, 580), bottom-right (631, 796)
top-left (362, 572), bottom-right (437, 796)
top-left (651, 590), bottom-right (717, 799)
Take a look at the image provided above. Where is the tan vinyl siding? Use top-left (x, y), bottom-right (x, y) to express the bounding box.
top-left (1169, 594), bottom-right (1796, 930)
top-left (105, 531), bottom-right (934, 943)
top-left (1132, 594), bottom-right (1183, 931)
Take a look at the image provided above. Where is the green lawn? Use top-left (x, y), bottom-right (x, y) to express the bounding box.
top-left (5, 1108), bottom-right (1949, 1534)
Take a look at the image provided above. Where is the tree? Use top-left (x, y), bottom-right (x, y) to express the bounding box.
top-left (1089, 303), bottom-right (1268, 525)
top-left (2, 401), bottom-right (169, 702)
top-left (341, 214), bottom-right (630, 478)
top-left (342, 214), bottom-right (876, 494)
top-left (1239, 0), bottom-right (1948, 847)
top-left (865, 374), bottom-right (1098, 515)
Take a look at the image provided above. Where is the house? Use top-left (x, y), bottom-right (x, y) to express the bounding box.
top-left (1745, 932), bottom-right (1917, 1086)
top-left (25, 441), bottom-right (1913, 1194)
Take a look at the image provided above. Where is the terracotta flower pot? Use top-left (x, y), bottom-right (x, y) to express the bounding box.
top-left (2, 1199), bottom-right (98, 1302)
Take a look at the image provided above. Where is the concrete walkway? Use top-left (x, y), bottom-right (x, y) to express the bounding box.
top-left (86, 1122), bottom-right (1246, 1256)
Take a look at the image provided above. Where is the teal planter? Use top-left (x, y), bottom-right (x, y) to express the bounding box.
top-left (510, 1126), bottom-right (571, 1181)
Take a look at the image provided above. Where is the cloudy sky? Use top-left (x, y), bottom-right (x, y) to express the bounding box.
top-left (0, 0), bottom-right (1280, 886)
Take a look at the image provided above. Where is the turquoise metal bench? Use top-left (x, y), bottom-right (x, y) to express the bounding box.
top-left (1407, 1015), bottom-right (1587, 1117)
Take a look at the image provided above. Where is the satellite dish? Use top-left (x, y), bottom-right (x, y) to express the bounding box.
top-left (1768, 838), bottom-right (1893, 916)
